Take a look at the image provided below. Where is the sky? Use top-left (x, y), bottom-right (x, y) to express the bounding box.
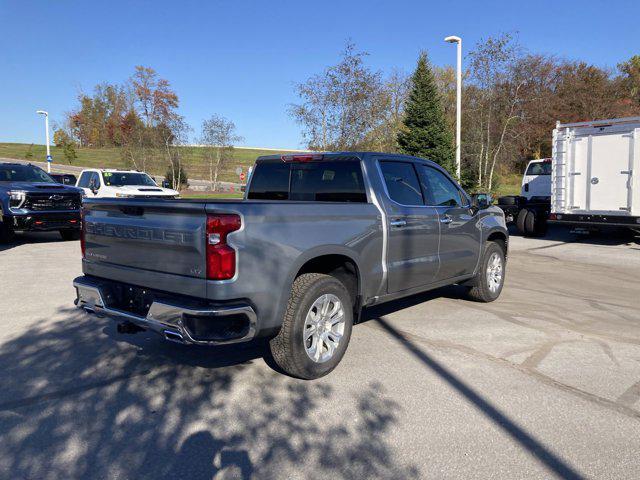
top-left (1, 0), bottom-right (639, 149)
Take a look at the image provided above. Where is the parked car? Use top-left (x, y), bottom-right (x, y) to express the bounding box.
top-left (73, 152), bottom-right (508, 379)
top-left (50, 173), bottom-right (78, 186)
top-left (0, 162), bottom-right (83, 242)
top-left (76, 169), bottom-right (179, 199)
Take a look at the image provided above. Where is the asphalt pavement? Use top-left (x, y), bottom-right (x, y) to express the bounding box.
top-left (1, 226), bottom-right (639, 479)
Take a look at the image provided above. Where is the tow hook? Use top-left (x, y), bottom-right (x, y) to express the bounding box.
top-left (116, 321), bottom-right (146, 334)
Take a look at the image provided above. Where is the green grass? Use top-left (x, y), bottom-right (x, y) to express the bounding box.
top-left (493, 173), bottom-right (521, 197)
top-left (180, 192), bottom-right (244, 199)
top-left (0, 143), bottom-right (298, 183)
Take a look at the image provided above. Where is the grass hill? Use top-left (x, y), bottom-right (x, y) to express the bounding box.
top-left (0, 143), bottom-right (300, 184)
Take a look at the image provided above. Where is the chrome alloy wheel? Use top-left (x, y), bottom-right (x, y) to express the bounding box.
top-left (486, 252), bottom-right (503, 293)
top-left (303, 293), bottom-right (345, 363)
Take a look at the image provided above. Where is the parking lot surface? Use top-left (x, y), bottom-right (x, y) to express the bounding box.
top-left (1, 227), bottom-right (639, 479)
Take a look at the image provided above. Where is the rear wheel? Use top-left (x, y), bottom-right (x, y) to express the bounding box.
top-left (466, 242), bottom-right (506, 303)
top-left (59, 229), bottom-right (81, 241)
top-left (516, 208), bottom-right (529, 235)
top-left (524, 210), bottom-right (547, 237)
top-left (269, 273), bottom-right (353, 380)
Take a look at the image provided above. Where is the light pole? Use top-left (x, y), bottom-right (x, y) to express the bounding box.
top-left (444, 36), bottom-right (462, 181)
top-left (36, 110), bottom-right (52, 173)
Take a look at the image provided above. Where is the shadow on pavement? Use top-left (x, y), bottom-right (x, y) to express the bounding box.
top-left (508, 224), bottom-right (640, 247)
top-left (0, 307), bottom-right (419, 479)
top-left (0, 231), bottom-right (71, 253)
top-left (370, 315), bottom-right (585, 480)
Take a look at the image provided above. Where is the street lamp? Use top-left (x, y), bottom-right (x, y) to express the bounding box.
top-left (36, 110), bottom-right (52, 173)
top-left (444, 35), bottom-right (462, 181)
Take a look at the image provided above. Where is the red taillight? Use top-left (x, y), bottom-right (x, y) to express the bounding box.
top-left (206, 214), bottom-right (241, 280)
top-left (80, 209), bottom-right (86, 258)
top-left (549, 213), bottom-right (557, 220)
top-left (281, 154), bottom-right (323, 162)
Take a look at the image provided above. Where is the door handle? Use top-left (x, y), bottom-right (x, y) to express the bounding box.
top-left (390, 219), bottom-right (407, 228)
top-left (440, 215), bottom-right (452, 224)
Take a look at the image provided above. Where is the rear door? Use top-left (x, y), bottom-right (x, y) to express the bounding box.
top-left (378, 160), bottom-right (440, 293)
top-left (417, 164), bottom-right (480, 281)
top-left (589, 132), bottom-right (633, 212)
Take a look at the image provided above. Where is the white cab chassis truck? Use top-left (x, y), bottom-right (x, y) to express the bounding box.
top-left (549, 117), bottom-right (640, 234)
top-left (496, 159), bottom-right (552, 237)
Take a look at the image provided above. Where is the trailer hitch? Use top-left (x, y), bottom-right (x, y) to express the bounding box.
top-left (116, 321), bottom-right (146, 334)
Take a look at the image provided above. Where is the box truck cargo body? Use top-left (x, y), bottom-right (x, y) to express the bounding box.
top-left (550, 117), bottom-right (640, 231)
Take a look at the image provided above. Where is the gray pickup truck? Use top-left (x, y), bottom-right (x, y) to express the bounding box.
top-left (74, 152), bottom-right (508, 379)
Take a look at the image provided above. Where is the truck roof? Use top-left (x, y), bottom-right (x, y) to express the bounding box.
top-left (80, 168), bottom-right (148, 173)
top-left (255, 151), bottom-right (438, 164)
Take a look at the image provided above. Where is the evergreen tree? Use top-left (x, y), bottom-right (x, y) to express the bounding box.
top-left (398, 52), bottom-right (455, 173)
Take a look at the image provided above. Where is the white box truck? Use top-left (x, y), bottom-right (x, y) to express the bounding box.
top-left (548, 117), bottom-right (640, 233)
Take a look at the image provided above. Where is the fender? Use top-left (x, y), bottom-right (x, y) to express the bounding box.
top-left (271, 245), bottom-right (364, 332)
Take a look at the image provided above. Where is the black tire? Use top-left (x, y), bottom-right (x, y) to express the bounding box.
top-left (0, 220), bottom-right (15, 244)
top-left (516, 208), bottom-right (529, 235)
top-left (269, 273), bottom-right (353, 380)
top-left (498, 195), bottom-right (518, 206)
top-left (466, 242), bottom-right (506, 303)
top-left (59, 229), bottom-right (81, 241)
top-left (524, 210), bottom-right (547, 237)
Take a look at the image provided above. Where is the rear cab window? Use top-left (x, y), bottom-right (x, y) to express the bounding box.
top-left (247, 157), bottom-right (367, 203)
top-left (525, 161), bottom-right (552, 175)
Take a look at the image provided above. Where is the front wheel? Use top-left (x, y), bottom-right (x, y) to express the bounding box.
top-left (466, 242), bottom-right (506, 303)
top-left (269, 273), bottom-right (353, 380)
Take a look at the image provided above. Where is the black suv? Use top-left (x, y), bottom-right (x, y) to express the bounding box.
top-left (0, 162), bottom-right (83, 243)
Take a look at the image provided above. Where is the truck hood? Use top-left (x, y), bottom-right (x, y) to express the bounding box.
top-left (111, 185), bottom-right (179, 196)
top-left (0, 182), bottom-right (83, 194)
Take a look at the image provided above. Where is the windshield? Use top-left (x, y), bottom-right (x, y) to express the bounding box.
top-left (102, 172), bottom-right (157, 187)
top-left (0, 164), bottom-right (55, 183)
top-left (525, 161), bottom-right (552, 175)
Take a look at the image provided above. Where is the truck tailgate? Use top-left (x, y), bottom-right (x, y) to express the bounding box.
top-left (83, 199), bottom-right (207, 278)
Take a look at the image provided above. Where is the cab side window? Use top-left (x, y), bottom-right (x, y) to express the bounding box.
top-left (418, 166), bottom-right (465, 207)
top-left (379, 161), bottom-right (424, 206)
top-left (77, 172), bottom-right (91, 188)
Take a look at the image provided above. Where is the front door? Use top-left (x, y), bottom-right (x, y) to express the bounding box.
top-left (378, 160), bottom-right (440, 293)
top-left (417, 164), bottom-right (480, 281)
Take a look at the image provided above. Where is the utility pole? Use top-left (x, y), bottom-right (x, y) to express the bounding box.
top-left (444, 36), bottom-right (462, 180)
top-left (36, 110), bottom-right (52, 173)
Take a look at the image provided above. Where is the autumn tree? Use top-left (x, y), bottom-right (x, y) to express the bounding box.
top-left (290, 42), bottom-right (387, 150)
top-left (397, 52), bottom-right (454, 173)
top-left (618, 55), bottom-right (640, 109)
top-left (130, 66), bottom-right (179, 127)
top-left (464, 33), bottom-right (526, 190)
top-left (200, 115), bottom-right (243, 189)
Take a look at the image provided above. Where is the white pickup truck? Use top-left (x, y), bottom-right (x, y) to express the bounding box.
top-left (76, 169), bottom-right (179, 199)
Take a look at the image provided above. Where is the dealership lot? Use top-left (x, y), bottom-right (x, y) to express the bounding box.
top-left (1, 227), bottom-right (639, 479)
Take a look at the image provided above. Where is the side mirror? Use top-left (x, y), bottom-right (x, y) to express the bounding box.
top-left (162, 180), bottom-right (171, 189)
top-left (471, 193), bottom-right (491, 210)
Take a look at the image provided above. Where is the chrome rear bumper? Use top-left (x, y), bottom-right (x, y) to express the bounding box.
top-left (73, 276), bottom-right (257, 345)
